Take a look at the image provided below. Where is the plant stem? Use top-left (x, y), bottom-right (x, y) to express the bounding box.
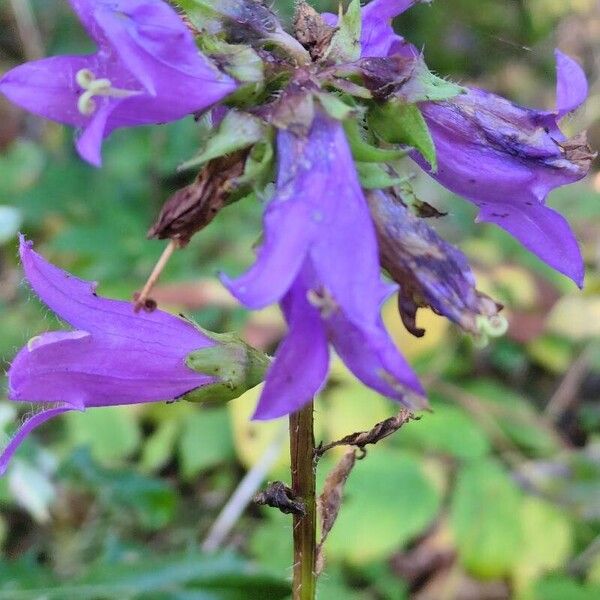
top-left (289, 400), bottom-right (317, 600)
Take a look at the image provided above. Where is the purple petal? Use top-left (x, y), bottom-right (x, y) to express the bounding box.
top-left (555, 49), bottom-right (588, 118)
top-left (361, 0), bottom-right (421, 57)
top-left (92, 1), bottom-right (235, 96)
top-left (477, 200), bottom-right (584, 286)
top-left (0, 405), bottom-right (74, 476)
top-left (305, 116), bottom-right (393, 331)
top-left (416, 88), bottom-right (588, 285)
top-left (19, 236), bottom-right (212, 353)
top-left (328, 311), bottom-right (426, 408)
top-left (227, 114), bottom-right (391, 331)
top-left (9, 329), bottom-right (211, 408)
top-left (75, 100), bottom-right (120, 167)
top-left (253, 279), bottom-right (329, 420)
top-left (327, 1), bottom-right (422, 57)
top-left (221, 196), bottom-right (313, 309)
top-left (0, 56), bottom-right (95, 127)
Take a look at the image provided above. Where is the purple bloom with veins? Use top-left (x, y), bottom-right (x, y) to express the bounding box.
top-left (224, 113), bottom-right (426, 418)
top-left (1, 237), bottom-right (221, 475)
top-left (0, 0), bottom-right (236, 166)
top-left (356, 0), bottom-right (594, 286)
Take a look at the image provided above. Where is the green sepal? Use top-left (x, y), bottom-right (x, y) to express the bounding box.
top-left (368, 101), bottom-right (437, 170)
top-left (355, 162), bottom-right (409, 189)
top-left (200, 37), bottom-right (264, 84)
top-left (400, 57), bottom-right (465, 104)
top-left (179, 0), bottom-right (309, 64)
top-left (323, 0), bottom-right (362, 63)
top-left (178, 110), bottom-right (266, 172)
top-left (315, 92), bottom-right (358, 121)
top-left (231, 135), bottom-right (276, 198)
top-left (183, 331), bottom-right (271, 404)
top-left (344, 119), bottom-right (408, 163)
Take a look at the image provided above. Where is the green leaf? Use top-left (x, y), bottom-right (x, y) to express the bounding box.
top-left (463, 379), bottom-right (560, 457)
top-left (355, 162), bottom-right (407, 189)
top-left (368, 101), bottom-right (437, 169)
top-left (0, 552), bottom-right (290, 600)
top-left (315, 92), bottom-right (357, 121)
top-left (533, 576), bottom-right (600, 600)
top-left (233, 138), bottom-right (275, 196)
top-left (323, 449), bottom-right (441, 563)
top-left (178, 408), bottom-right (235, 479)
top-left (0, 139), bottom-right (45, 195)
top-left (513, 497), bottom-right (573, 597)
top-left (61, 449), bottom-right (177, 530)
top-left (179, 111), bottom-right (267, 172)
top-left (450, 459), bottom-right (522, 579)
top-left (65, 406), bottom-right (141, 465)
top-left (324, 0), bottom-right (362, 63)
top-left (344, 119), bottom-right (408, 163)
top-left (249, 509), bottom-right (293, 574)
top-left (140, 418), bottom-right (180, 473)
top-left (396, 402), bottom-right (491, 460)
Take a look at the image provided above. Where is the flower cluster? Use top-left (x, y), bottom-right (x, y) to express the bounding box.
top-left (0, 0), bottom-right (594, 468)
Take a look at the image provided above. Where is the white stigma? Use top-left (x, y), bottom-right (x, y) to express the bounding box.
top-left (75, 68), bottom-right (137, 116)
top-left (306, 287), bottom-right (338, 319)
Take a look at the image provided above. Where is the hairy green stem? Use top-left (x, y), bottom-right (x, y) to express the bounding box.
top-left (289, 400), bottom-right (317, 600)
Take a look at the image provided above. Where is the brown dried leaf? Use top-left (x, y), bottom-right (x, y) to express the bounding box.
top-left (254, 481), bottom-right (306, 516)
top-left (559, 131), bottom-right (597, 171)
top-left (316, 449), bottom-right (357, 574)
top-left (148, 151), bottom-right (247, 244)
top-left (316, 409), bottom-right (417, 457)
top-left (293, 1), bottom-right (336, 60)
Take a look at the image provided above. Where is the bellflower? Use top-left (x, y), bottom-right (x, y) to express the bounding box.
top-left (1, 237), bottom-right (265, 475)
top-left (223, 113), bottom-right (425, 418)
top-left (0, 0), bottom-right (236, 166)
top-left (367, 189), bottom-right (500, 337)
top-left (355, 0), bottom-right (593, 286)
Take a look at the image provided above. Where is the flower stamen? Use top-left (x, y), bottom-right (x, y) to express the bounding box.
top-left (307, 287), bottom-right (338, 318)
top-left (75, 68), bottom-right (137, 116)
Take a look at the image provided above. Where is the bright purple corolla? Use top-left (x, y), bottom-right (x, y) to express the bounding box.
top-left (224, 113), bottom-right (426, 419)
top-left (343, 0), bottom-right (593, 286)
top-left (0, 0), bottom-right (236, 166)
top-left (1, 237), bottom-right (221, 475)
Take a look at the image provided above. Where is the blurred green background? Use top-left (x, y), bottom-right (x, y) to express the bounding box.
top-left (0, 0), bottom-right (600, 598)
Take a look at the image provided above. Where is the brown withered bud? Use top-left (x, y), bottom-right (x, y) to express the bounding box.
top-left (257, 68), bottom-right (319, 134)
top-left (254, 481), bottom-right (306, 516)
top-left (293, 1), bottom-right (336, 61)
top-left (559, 131), bottom-right (597, 172)
top-left (148, 151), bottom-right (248, 245)
top-left (357, 55), bottom-right (417, 101)
top-left (367, 190), bottom-right (501, 337)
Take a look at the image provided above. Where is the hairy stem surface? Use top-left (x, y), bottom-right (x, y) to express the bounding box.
top-left (289, 400), bottom-right (317, 600)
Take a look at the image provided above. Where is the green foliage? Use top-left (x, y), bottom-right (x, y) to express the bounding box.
top-left (0, 1), bottom-right (599, 598)
top-left (368, 102), bottom-right (437, 169)
top-left (0, 551), bottom-right (290, 599)
top-left (450, 459), bottom-right (522, 579)
top-left (323, 0), bottom-right (362, 63)
top-left (323, 449), bottom-right (442, 563)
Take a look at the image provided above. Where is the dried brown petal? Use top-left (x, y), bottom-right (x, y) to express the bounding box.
top-left (148, 151), bottom-right (247, 245)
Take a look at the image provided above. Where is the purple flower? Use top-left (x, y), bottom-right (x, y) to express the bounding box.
top-left (367, 190), bottom-right (500, 337)
top-left (1, 237), bottom-right (222, 475)
top-left (355, 1), bottom-right (593, 285)
top-left (414, 55), bottom-right (592, 286)
top-left (0, 0), bottom-right (236, 166)
top-left (323, 0), bottom-right (424, 58)
top-left (254, 262), bottom-right (426, 419)
top-left (223, 113), bottom-right (425, 418)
